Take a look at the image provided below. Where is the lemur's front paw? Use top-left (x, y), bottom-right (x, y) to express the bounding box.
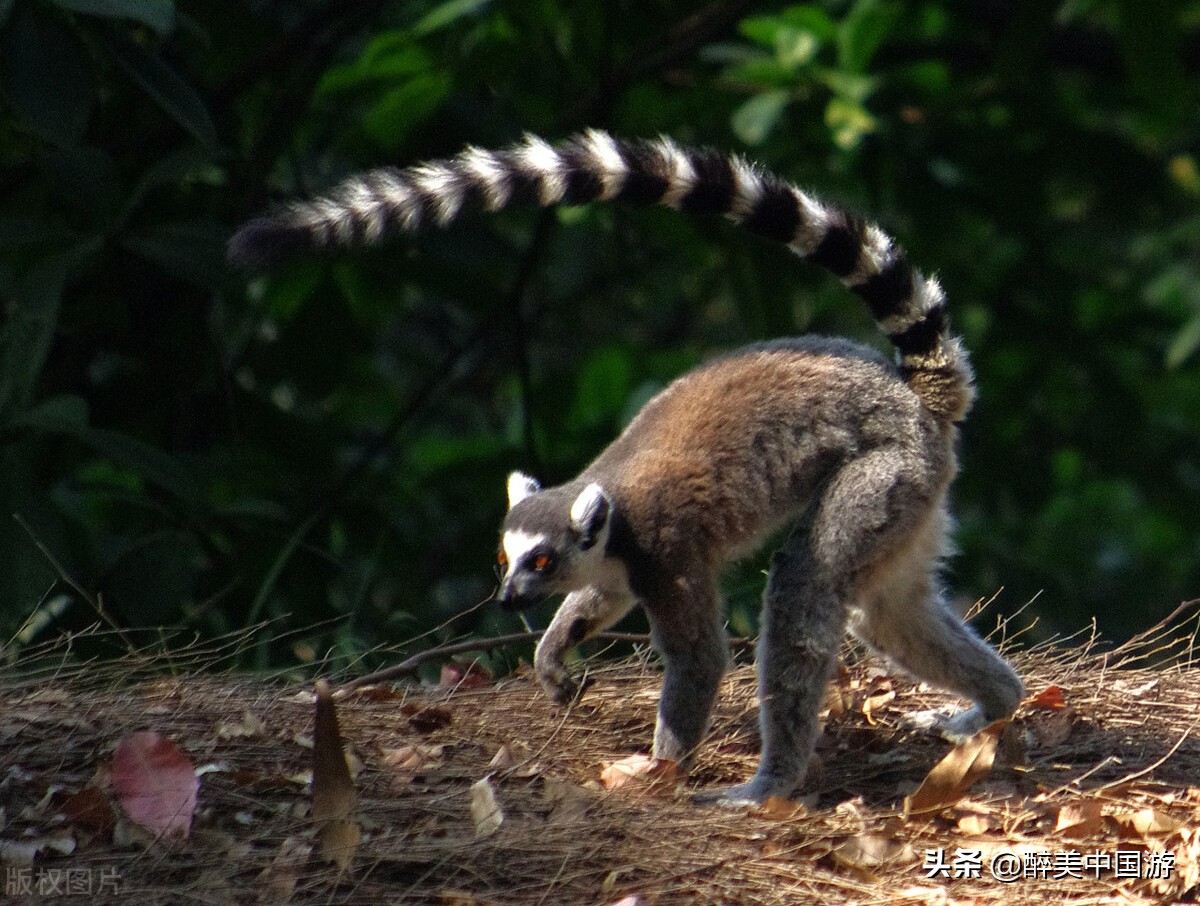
top-left (535, 659), bottom-right (583, 707)
top-left (904, 704), bottom-right (988, 744)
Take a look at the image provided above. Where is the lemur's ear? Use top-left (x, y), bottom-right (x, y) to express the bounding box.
top-left (570, 483), bottom-right (611, 550)
top-left (506, 471), bottom-right (541, 509)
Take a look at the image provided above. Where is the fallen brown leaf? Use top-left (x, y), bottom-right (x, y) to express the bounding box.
top-left (599, 754), bottom-right (678, 795)
top-left (955, 810), bottom-right (991, 836)
top-left (381, 742), bottom-right (445, 782)
top-left (488, 744), bottom-right (517, 770)
top-left (830, 832), bottom-right (913, 882)
top-left (903, 723), bottom-right (1001, 818)
top-left (861, 685), bottom-right (896, 726)
top-left (753, 795), bottom-right (807, 821)
top-left (256, 835), bottom-right (311, 904)
top-left (349, 684), bottom-right (408, 702)
top-left (1109, 807), bottom-right (1183, 839)
top-left (470, 777), bottom-right (504, 838)
top-left (401, 702), bottom-right (455, 733)
top-left (216, 711), bottom-right (266, 739)
top-left (1053, 799), bottom-right (1105, 839)
top-left (544, 778), bottom-right (594, 823)
top-left (58, 785), bottom-right (116, 834)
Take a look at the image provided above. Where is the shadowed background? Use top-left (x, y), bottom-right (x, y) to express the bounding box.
top-left (1, 0), bottom-right (1197, 671)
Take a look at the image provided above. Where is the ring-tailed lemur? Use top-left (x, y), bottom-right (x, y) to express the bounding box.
top-left (230, 131), bottom-right (1024, 805)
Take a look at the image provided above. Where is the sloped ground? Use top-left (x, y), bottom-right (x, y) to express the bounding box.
top-left (2, 603), bottom-right (1199, 906)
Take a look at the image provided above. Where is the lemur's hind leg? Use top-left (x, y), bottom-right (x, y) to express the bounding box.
top-left (695, 449), bottom-right (948, 806)
top-left (853, 523), bottom-right (1023, 742)
top-left (692, 523), bottom-right (844, 806)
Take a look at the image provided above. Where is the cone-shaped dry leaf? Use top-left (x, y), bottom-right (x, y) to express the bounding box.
top-left (110, 730), bottom-right (199, 840)
top-left (903, 723), bottom-right (1001, 818)
top-left (311, 679), bottom-right (359, 869)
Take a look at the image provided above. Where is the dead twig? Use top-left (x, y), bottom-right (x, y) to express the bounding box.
top-left (336, 629), bottom-right (756, 695)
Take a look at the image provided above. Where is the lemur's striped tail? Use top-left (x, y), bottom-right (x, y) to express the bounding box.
top-left (229, 130), bottom-right (973, 421)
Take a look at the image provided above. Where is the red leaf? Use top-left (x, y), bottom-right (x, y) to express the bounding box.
top-left (438, 661), bottom-right (492, 690)
top-left (1029, 686), bottom-right (1067, 711)
top-left (110, 731), bottom-right (198, 840)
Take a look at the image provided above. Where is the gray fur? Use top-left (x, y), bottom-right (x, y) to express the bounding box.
top-left (231, 134), bottom-right (1024, 804)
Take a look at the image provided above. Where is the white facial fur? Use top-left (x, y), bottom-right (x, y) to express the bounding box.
top-left (501, 525), bottom-right (628, 598)
top-left (502, 529), bottom-right (546, 571)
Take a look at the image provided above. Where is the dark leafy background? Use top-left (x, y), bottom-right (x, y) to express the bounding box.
top-left (1, 0), bottom-right (1197, 673)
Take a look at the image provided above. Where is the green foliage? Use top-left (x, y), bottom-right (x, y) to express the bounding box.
top-left (1, 0), bottom-right (1198, 667)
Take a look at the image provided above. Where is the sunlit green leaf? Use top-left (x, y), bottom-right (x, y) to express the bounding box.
top-left (740, 16), bottom-right (785, 47)
top-left (1167, 155), bottom-right (1200, 197)
top-left (731, 90), bottom-right (789, 146)
top-left (825, 96), bottom-right (876, 148)
top-left (318, 32), bottom-right (434, 95)
top-left (722, 57), bottom-right (800, 89)
top-left (775, 26), bottom-right (819, 70)
top-left (780, 5), bottom-right (838, 40)
top-left (815, 67), bottom-right (876, 103)
top-left (1166, 315), bottom-right (1200, 368)
top-left (361, 73), bottom-right (451, 150)
top-left (413, 0), bottom-right (492, 36)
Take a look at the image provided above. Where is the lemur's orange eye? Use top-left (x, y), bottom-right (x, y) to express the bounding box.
top-left (497, 549), bottom-right (508, 570)
top-left (532, 552), bottom-right (556, 573)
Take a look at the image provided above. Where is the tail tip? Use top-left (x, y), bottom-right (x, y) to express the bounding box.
top-left (227, 217), bottom-right (309, 271)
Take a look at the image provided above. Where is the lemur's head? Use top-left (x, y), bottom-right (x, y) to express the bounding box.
top-left (495, 472), bottom-right (613, 610)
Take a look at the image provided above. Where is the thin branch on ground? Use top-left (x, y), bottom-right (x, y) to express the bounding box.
top-left (335, 629), bottom-right (757, 695)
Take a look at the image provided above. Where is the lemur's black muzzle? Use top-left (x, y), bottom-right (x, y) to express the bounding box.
top-left (496, 578), bottom-right (539, 611)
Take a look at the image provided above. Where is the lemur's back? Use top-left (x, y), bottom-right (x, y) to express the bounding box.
top-left (586, 337), bottom-right (948, 567)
